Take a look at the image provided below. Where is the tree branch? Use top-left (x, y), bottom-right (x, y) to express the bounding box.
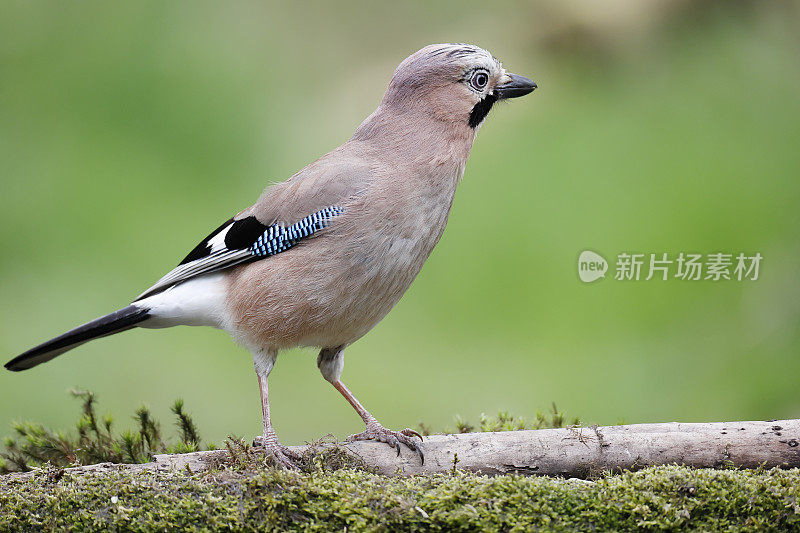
top-left (5, 419), bottom-right (799, 480)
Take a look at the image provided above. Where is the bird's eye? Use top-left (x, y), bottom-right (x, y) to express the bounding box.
top-left (469, 70), bottom-right (489, 91)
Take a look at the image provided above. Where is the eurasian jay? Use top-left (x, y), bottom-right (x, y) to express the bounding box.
top-left (5, 44), bottom-right (536, 468)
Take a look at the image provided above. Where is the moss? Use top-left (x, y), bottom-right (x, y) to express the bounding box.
top-left (2, 464), bottom-right (799, 531)
top-left (1, 391), bottom-right (209, 473)
top-left (437, 403), bottom-right (579, 435)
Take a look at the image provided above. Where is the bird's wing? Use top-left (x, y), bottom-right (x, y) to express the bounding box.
top-left (136, 142), bottom-right (379, 302)
top-left (134, 206), bottom-right (344, 301)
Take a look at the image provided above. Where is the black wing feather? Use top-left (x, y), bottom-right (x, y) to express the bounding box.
top-left (178, 216), bottom-right (270, 266)
top-left (224, 217), bottom-right (270, 249)
top-left (179, 217), bottom-right (235, 265)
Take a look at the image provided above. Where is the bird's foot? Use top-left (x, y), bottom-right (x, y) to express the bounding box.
top-left (346, 422), bottom-right (424, 464)
top-left (253, 432), bottom-right (302, 470)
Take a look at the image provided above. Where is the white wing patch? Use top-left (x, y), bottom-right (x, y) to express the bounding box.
top-left (206, 224), bottom-right (232, 254)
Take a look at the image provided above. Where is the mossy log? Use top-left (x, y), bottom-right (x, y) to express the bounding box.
top-left (9, 418), bottom-right (797, 480)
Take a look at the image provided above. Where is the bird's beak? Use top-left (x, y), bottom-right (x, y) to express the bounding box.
top-left (494, 73), bottom-right (537, 100)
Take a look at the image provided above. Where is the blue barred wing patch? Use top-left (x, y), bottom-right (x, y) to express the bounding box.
top-left (250, 206), bottom-right (344, 257)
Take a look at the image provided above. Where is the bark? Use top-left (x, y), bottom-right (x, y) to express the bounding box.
top-left (7, 419), bottom-right (800, 480)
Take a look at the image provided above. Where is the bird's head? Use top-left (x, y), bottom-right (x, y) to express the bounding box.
top-left (381, 43), bottom-right (537, 130)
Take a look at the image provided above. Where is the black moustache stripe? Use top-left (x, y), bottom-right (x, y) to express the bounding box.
top-left (468, 93), bottom-right (498, 128)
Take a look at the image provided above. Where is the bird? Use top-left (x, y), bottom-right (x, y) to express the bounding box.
top-left (5, 43), bottom-right (536, 468)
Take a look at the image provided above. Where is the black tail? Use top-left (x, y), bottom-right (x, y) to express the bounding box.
top-left (5, 305), bottom-right (150, 372)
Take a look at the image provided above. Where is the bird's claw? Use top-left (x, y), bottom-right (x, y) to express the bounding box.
top-left (252, 435), bottom-right (302, 470)
top-left (401, 428), bottom-right (424, 442)
top-left (346, 424), bottom-right (425, 464)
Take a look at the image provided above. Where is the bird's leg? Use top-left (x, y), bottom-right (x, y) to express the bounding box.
top-left (332, 380), bottom-right (424, 463)
top-left (251, 350), bottom-right (300, 469)
top-left (317, 346), bottom-right (423, 462)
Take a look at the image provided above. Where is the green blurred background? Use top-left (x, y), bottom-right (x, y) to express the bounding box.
top-left (2, 1), bottom-right (799, 446)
